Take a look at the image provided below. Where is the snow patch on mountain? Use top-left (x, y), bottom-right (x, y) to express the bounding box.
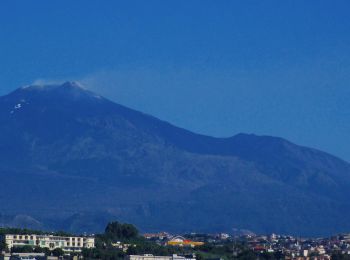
top-left (19, 81), bottom-right (103, 100)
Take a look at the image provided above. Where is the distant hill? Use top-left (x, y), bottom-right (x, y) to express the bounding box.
top-left (0, 81), bottom-right (350, 236)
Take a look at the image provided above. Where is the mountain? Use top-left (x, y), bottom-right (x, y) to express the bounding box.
top-left (0, 81), bottom-right (350, 236)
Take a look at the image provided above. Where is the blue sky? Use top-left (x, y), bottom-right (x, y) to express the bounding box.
top-left (0, 0), bottom-right (349, 161)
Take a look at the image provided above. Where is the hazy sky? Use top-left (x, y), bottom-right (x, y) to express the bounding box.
top-left (0, 0), bottom-right (349, 161)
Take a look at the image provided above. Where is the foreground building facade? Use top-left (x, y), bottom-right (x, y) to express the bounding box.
top-left (1, 234), bottom-right (95, 253)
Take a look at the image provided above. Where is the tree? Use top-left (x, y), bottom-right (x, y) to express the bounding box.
top-left (235, 249), bottom-right (256, 260)
top-left (51, 248), bottom-right (64, 257)
top-left (195, 253), bottom-right (205, 260)
top-left (0, 239), bottom-right (8, 252)
top-left (82, 247), bottom-right (125, 259)
top-left (33, 246), bottom-right (50, 255)
top-left (105, 221), bottom-right (139, 241)
top-left (331, 252), bottom-right (350, 260)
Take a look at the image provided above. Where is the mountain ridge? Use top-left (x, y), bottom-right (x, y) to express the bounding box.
top-left (0, 81), bottom-right (349, 236)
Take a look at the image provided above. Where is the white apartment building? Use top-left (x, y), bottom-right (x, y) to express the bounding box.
top-left (127, 254), bottom-right (196, 260)
top-left (1, 234), bottom-right (95, 253)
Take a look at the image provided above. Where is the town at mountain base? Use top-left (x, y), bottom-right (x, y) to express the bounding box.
top-left (2, 220), bottom-right (350, 259)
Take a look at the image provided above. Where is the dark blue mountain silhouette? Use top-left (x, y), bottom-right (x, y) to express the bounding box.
top-left (0, 82), bottom-right (349, 236)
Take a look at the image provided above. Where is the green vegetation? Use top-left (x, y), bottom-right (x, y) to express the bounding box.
top-left (51, 248), bottom-right (64, 257)
top-left (193, 243), bottom-right (235, 259)
top-left (82, 246), bottom-right (126, 260)
top-left (0, 238), bottom-right (8, 252)
top-left (332, 252), bottom-right (350, 260)
top-left (10, 245), bottom-right (50, 254)
top-left (104, 221), bottom-right (139, 241)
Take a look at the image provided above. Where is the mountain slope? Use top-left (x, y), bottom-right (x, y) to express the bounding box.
top-left (0, 82), bottom-right (349, 236)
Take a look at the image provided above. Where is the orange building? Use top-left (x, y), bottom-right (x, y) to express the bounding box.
top-left (167, 236), bottom-right (204, 247)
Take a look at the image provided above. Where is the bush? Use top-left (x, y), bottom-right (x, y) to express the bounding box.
top-left (11, 245), bottom-right (34, 253)
top-left (51, 248), bottom-right (64, 257)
